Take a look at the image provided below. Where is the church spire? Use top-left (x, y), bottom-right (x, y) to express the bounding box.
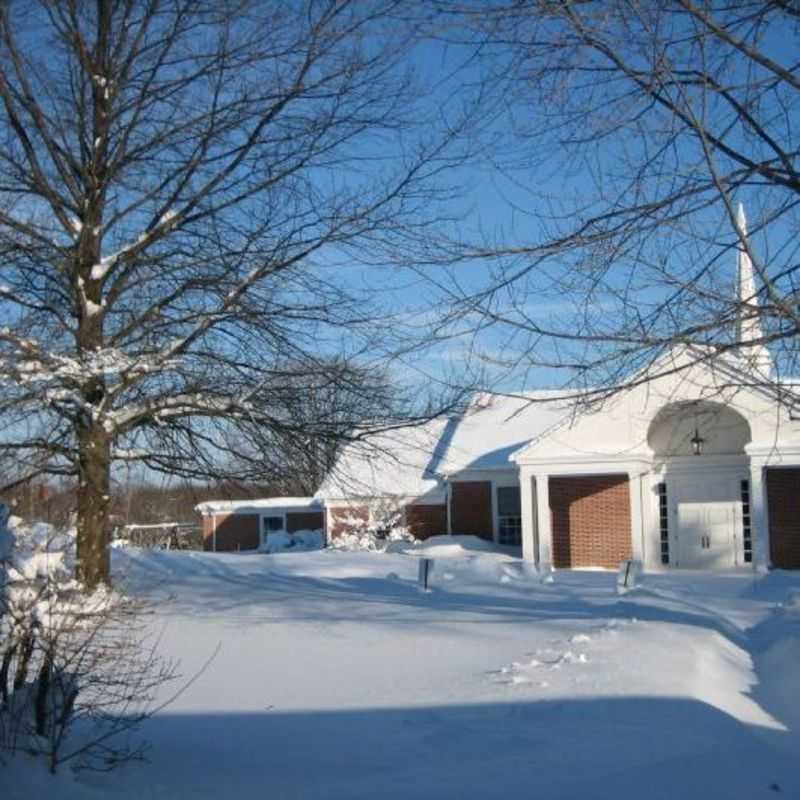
top-left (734, 203), bottom-right (771, 375)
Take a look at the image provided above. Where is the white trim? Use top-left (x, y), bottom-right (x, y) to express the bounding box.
top-left (518, 457), bottom-right (652, 475)
top-left (655, 454), bottom-right (749, 473)
top-left (534, 474), bottom-right (552, 567)
top-left (520, 472), bottom-right (536, 563)
top-left (746, 444), bottom-right (800, 462)
top-left (749, 462), bottom-right (770, 571)
top-left (628, 471), bottom-right (645, 563)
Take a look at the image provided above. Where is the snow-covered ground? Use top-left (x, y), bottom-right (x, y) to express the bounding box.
top-left (6, 536), bottom-right (800, 799)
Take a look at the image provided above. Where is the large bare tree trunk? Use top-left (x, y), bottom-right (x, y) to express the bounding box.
top-left (76, 422), bottom-right (111, 589)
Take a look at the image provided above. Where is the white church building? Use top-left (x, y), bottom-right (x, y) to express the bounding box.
top-left (314, 207), bottom-right (800, 571)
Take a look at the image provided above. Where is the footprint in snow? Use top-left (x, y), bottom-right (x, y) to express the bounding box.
top-left (494, 649), bottom-right (590, 686)
top-left (560, 651), bottom-right (590, 665)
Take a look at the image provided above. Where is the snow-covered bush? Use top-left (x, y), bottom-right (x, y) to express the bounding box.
top-left (0, 510), bottom-right (178, 773)
top-left (329, 499), bottom-right (416, 552)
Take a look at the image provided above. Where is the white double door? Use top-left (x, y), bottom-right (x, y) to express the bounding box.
top-left (669, 474), bottom-right (744, 569)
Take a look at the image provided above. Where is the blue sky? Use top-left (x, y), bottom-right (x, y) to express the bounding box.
top-left (335, 10), bottom-right (800, 399)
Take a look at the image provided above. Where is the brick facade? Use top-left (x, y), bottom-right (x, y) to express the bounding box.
top-left (327, 505), bottom-right (370, 538)
top-left (286, 511), bottom-right (325, 533)
top-left (211, 513), bottom-right (260, 552)
top-left (550, 475), bottom-right (632, 568)
top-left (405, 504), bottom-right (447, 540)
top-left (450, 481), bottom-right (493, 541)
top-left (202, 515), bottom-right (214, 551)
top-left (767, 467), bottom-right (800, 569)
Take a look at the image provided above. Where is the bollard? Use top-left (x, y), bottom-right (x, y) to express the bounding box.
top-left (418, 557), bottom-right (433, 592)
top-left (617, 559), bottom-right (642, 593)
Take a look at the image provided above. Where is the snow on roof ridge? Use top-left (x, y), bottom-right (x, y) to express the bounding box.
top-left (196, 496), bottom-right (322, 514)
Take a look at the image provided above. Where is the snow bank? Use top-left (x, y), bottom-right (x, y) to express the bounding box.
top-left (261, 529), bottom-right (324, 554)
top-left (410, 534), bottom-right (502, 557)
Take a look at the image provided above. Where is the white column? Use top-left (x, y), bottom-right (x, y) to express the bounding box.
top-left (520, 467), bottom-right (536, 563)
top-left (628, 471), bottom-right (645, 563)
top-left (750, 459), bottom-right (770, 571)
top-left (534, 473), bottom-right (552, 568)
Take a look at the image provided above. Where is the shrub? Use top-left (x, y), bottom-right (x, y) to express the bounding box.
top-left (0, 507), bottom-right (178, 773)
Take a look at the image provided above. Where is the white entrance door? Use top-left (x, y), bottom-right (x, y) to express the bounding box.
top-left (671, 476), bottom-right (740, 569)
top-left (675, 502), bottom-right (735, 568)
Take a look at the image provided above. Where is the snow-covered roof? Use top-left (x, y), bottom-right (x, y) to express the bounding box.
top-left (195, 497), bottom-right (322, 515)
top-left (315, 417), bottom-right (451, 502)
top-left (316, 391), bottom-right (572, 501)
top-left (437, 391), bottom-right (569, 473)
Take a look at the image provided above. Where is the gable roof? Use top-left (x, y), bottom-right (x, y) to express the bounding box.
top-left (512, 345), bottom-right (799, 464)
top-left (315, 391), bottom-right (571, 502)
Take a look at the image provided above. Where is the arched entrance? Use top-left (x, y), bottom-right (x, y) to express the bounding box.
top-left (648, 401), bottom-right (752, 568)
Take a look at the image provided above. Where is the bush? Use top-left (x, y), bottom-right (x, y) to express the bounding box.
top-left (328, 499), bottom-right (416, 552)
top-left (0, 507), bottom-right (178, 773)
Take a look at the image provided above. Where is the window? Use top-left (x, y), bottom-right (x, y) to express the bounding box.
top-left (262, 516), bottom-right (284, 536)
top-left (497, 486), bottom-right (522, 546)
top-left (658, 483), bottom-right (669, 565)
top-left (740, 480), bottom-right (753, 563)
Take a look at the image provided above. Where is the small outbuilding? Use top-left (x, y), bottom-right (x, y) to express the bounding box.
top-left (195, 497), bottom-right (325, 552)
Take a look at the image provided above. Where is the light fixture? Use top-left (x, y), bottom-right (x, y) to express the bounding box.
top-left (690, 426), bottom-right (705, 456)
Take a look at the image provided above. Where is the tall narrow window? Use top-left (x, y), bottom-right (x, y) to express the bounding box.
top-left (497, 486), bottom-right (522, 546)
top-left (658, 483), bottom-right (669, 565)
top-left (740, 480), bottom-right (753, 563)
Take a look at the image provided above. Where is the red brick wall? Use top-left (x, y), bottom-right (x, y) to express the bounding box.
top-left (327, 505), bottom-right (369, 538)
top-left (201, 515), bottom-right (214, 551)
top-left (286, 511), bottom-right (324, 533)
top-left (767, 468), bottom-right (800, 569)
top-left (450, 481), bottom-right (493, 541)
top-left (550, 475), bottom-right (632, 569)
top-left (213, 513), bottom-right (260, 551)
top-left (405, 504), bottom-right (447, 540)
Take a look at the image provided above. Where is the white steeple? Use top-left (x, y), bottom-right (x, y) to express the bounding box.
top-left (734, 203), bottom-right (772, 376)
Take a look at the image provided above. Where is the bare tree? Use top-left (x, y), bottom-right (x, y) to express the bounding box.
top-left (226, 357), bottom-right (397, 494)
top-left (0, 1), bottom-right (468, 587)
top-left (432, 1), bottom-right (800, 400)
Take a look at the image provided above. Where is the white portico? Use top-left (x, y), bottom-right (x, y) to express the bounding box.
top-left (514, 347), bottom-right (800, 571)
